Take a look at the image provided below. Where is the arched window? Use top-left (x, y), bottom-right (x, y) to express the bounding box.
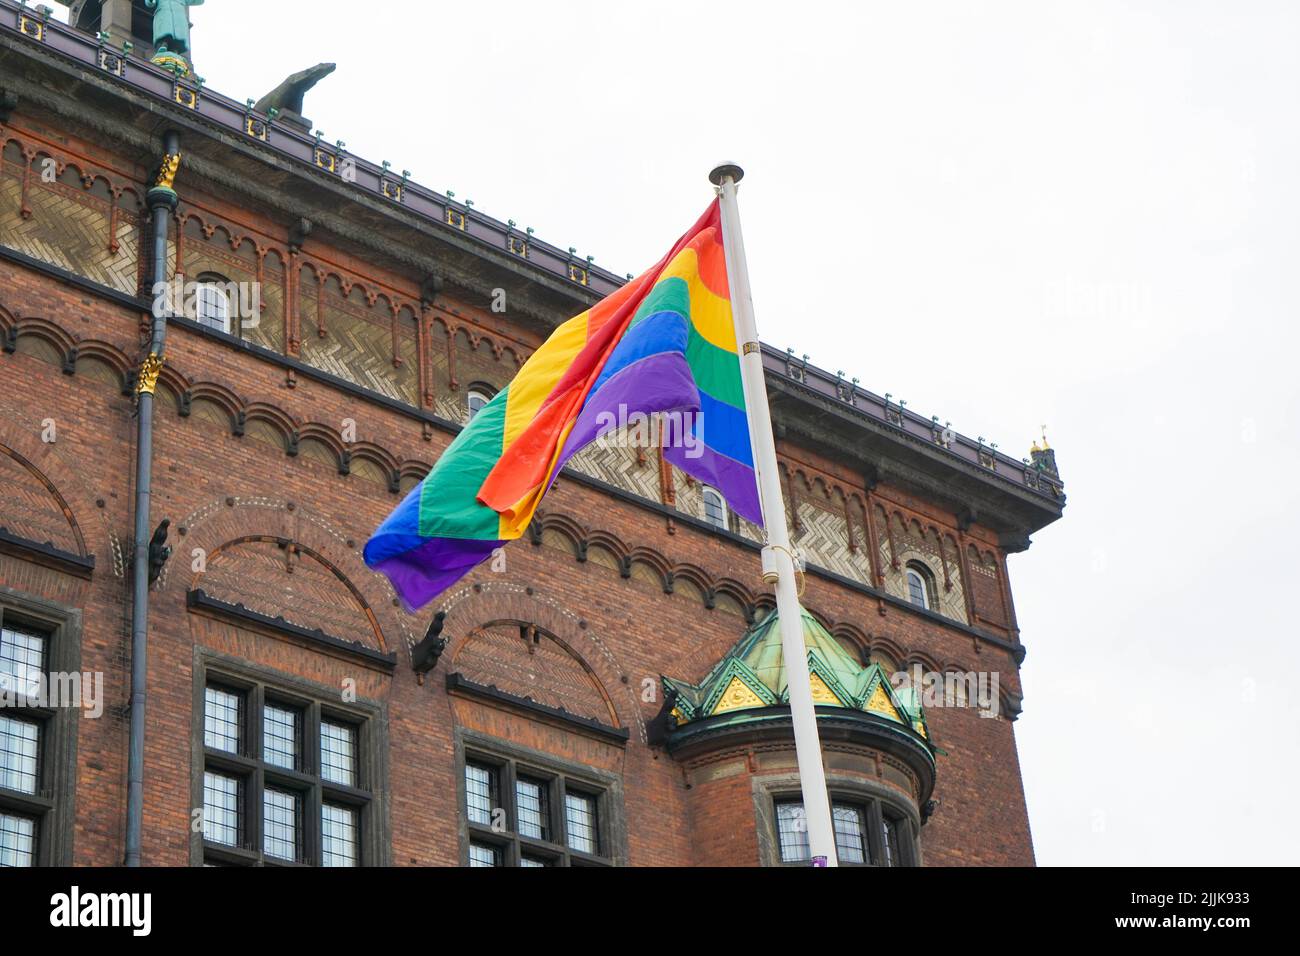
top-left (702, 486), bottom-right (728, 531)
top-left (905, 562), bottom-right (936, 611)
top-left (466, 387), bottom-right (493, 422)
top-left (194, 273), bottom-right (232, 334)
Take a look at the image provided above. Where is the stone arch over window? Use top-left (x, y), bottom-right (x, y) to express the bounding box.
top-left (0, 440), bottom-right (86, 557)
top-left (452, 620), bottom-right (616, 726)
top-left (433, 583), bottom-right (638, 741)
top-left (188, 535), bottom-right (385, 652)
top-left (167, 497), bottom-right (416, 654)
top-left (0, 337), bottom-right (134, 576)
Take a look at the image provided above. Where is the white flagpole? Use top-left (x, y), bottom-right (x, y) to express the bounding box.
top-left (710, 163), bottom-right (839, 867)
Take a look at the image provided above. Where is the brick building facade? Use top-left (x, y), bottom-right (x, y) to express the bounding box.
top-left (0, 3), bottom-right (1064, 867)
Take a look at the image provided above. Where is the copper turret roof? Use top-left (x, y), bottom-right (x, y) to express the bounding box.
top-left (662, 606), bottom-right (931, 743)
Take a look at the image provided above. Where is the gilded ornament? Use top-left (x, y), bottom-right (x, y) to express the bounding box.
top-left (712, 675), bottom-right (764, 715)
top-left (808, 672), bottom-right (842, 706)
top-left (864, 682), bottom-right (902, 722)
top-left (154, 153), bottom-right (181, 190)
top-left (137, 353), bottom-right (165, 395)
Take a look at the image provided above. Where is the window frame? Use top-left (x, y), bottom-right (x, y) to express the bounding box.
top-left (321, 800), bottom-right (362, 868)
top-left (513, 773), bottom-right (551, 842)
top-left (905, 561), bottom-right (937, 611)
top-left (456, 732), bottom-right (624, 867)
top-left (465, 385), bottom-right (494, 422)
top-left (0, 588), bottom-right (81, 867)
top-left (190, 653), bottom-right (388, 867)
top-left (701, 485), bottom-right (729, 531)
top-left (831, 801), bottom-right (870, 865)
top-left (880, 806), bottom-right (908, 867)
top-left (261, 697), bottom-right (303, 772)
top-left (761, 782), bottom-right (921, 868)
top-left (203, 683), bottom-right (244, 755)
top-left (193, 272), bottom-right (234, 335)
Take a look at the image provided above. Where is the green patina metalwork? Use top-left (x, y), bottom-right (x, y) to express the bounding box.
top-left (662, 606), bottom-right (932, 743)
top-left (145, 0), bottom-right (204, 58)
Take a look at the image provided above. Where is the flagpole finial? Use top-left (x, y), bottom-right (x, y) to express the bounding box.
top-left (709, 162), bottom-right (745, 186)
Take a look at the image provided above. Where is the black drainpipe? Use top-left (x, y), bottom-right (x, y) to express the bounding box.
top-left (126, 129), bottom-right (181, 867)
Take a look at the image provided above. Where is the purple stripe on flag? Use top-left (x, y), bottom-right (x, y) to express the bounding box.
top-left (372, 536), bottom-right (503, 611)
top-left (664, 442), bottom-right (762, 526)
top-left (558, 350), bottom-right (700, 466)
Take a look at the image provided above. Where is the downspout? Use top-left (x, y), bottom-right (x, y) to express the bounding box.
top-left (125, 130), bottom-right (181, 867)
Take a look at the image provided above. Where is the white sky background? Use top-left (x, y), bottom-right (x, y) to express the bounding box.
top-left (64, 1), bottom-right (1300, 863)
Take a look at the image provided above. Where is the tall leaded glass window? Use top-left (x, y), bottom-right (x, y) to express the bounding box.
top-left (320, 720), bottom-right (357, 786)
top-left (776, 801), bottom-right (810, 862)
top-left (263, 788), bottom-right (302, 862)
top-left (202, 771), bottom-right (242, 847)
top-left (882, 814), bottom-right (903, 867)
top-left (833, 804), bottom-right (867, 864)
top-left (0, 611), bottom-right (77, 867)
top-left (203, 686), bottom-right (242, 753)
top-left (0, 715), bottom-right (39, 795)
top-left (515, 777), bottom-right (549, 841)
top-left (262, 703), bottom-right (300, 771)
top-left (465, 764), bottom-right (498, 827)
top-left (564, 792), bottom-right (598, 854)
top-left (197, 669), bottom-right (378, 866)
top-left (322, 803), bottom-right (358, 867)
top-left (0, 627), bottom-right (45, 804)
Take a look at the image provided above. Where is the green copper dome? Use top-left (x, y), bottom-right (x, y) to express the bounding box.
top-left (662, 606), bottom-right (930, 742)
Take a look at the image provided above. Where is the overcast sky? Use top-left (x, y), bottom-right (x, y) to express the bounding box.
top-left (65, 1), bottom-right (1299, 864)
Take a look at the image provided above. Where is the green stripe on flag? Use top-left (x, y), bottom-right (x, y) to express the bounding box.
top-left (417, 387), bottom-right (510, 540)
top-left (686, 328), bottom-right (745, 409)
top-left (628, 277), bottom-right (690, 329)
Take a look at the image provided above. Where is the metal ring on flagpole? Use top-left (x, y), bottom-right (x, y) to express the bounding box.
top-left (709, 163), bottom-right (745, 185)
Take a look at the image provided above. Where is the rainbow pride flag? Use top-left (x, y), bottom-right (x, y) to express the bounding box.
top-left (364, 201), bottom-right (759, 609)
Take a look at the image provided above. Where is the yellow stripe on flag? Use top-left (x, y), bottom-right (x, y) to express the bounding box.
top-left (500, 311), bottom-right (592, 450)
top-left (657, 247), bottom-right (736, 353)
